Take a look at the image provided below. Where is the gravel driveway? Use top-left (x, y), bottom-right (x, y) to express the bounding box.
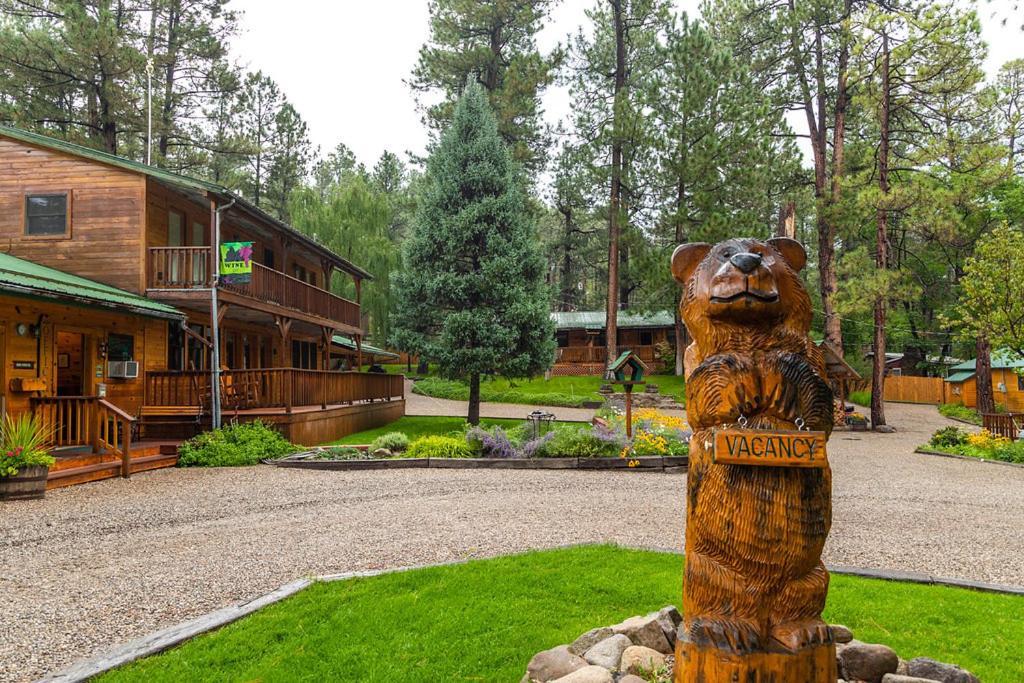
top-left (2, 402), bottom-right (1021, 682)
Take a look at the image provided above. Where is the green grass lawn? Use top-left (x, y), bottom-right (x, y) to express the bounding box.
top-left (328, 415), bottom-right (543, 445)
top-left (99, 545), bottom-right (1023, 683)
top-left (413, 373), bottom-right (686, 408)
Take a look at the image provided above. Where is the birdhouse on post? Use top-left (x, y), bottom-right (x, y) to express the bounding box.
top-left (607, 350), bottom-right (648, 437)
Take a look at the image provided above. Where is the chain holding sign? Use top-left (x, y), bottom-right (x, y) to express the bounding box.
top-left (219, 242), bottom-right (254, 285)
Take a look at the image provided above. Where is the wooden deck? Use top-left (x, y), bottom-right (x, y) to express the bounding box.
top-left (47, 440), bottom-right (180, 489)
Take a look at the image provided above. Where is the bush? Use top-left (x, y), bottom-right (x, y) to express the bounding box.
top-left (0, 413), bottom-right (55, 478)
top-left (848, 390), bottom-right (871, 407)
top-left (406, 435), bottom-right (473, 459)
top-left (466, 423), bottom-right (550, 458)
top-left (938, 403), bottom-right (982, 425)
top-left (533, 426), bottom-right (622, 458)
top-left (930, 426), bottom-right (969, 448)
top-left (178, 420), bottom-right (296, 467)
top-left (311, 446), bottom-right (370, 461)
top-left (370, 432), bottom-right (410, 453)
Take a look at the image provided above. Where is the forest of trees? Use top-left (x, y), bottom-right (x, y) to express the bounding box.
top-left (3, 0), bottom-right (1023, 425)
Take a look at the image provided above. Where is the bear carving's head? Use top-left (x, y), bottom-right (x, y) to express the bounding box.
top-left (672, 237), bottom-right (812, 347)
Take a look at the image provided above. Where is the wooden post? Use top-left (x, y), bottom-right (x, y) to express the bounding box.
top-left (120, 416), bottom-right (131, 479)
top-left (356, 334), bottom-right (363, 371)
top-left (670, 238), bottom-right (835, 682)
top-left (624, 384), bottom-right (633, 438)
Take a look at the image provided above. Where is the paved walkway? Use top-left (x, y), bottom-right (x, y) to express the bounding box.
top-left (2, 403), bottom-right (1022, 681)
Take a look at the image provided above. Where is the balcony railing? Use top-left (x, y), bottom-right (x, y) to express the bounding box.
top-left (145, 369), bottom-right (404, 413)
top-left (147, 247), bottom-right (360, 329)
top-left (555, 345), bottom-right (661, 365)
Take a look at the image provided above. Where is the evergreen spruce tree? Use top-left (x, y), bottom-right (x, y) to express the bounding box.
top-left (391, 81), bottom-right (555, 425)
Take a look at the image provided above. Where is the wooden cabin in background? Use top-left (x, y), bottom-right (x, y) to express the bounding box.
top-left (0, 125), bottom-right (404, 486)
top-left (945, 351), bottom-right (1024, 412)
top-left (551, 310), bottom-right (674, 376)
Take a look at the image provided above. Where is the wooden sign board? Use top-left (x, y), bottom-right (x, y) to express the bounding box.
top-left (713, 428), bottom-right (828, 468)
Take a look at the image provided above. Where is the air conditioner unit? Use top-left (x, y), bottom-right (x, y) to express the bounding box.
top-left (108, 360), bottom-right (139, 379)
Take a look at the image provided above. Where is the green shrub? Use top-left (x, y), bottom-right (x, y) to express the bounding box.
top-left (930, 426), bottom-right (969, 448)
top-left (533, 426), bottom-right (622, 458)
top-left (938, 403), bottom-right (982, 425)
top-left (178, 421), bottom-right (296, 467)
top-left (312, 446), bottom-right (370, 461)
top-left (370, 432), bottom-right (410, 453)
top-left (848, 390), bottom-right (871, 407)
top-left (406, 435), bottom-right (473, 459)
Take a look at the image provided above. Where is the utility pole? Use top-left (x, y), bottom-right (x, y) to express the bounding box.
top-left (210, 197), bottom-right (236, 429)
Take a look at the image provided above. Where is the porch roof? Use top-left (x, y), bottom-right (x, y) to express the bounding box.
top-left (0, 124), bottom-right (372, 281)
top-left (0, 252), bottom-right (184, 320)
top-left (331, 335), bottom-right (399, 359)
top-left (551, 310), bottom-right (674, 331)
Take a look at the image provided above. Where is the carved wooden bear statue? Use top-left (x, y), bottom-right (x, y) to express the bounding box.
top-left (671, 237), bottom-right (837, 682)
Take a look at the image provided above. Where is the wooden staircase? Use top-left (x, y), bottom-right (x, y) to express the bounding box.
top-left (46, 442), bottom-right (180, 489)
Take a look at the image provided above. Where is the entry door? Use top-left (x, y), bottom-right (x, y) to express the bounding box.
top-left (56, 331), bottom-right (85, 396)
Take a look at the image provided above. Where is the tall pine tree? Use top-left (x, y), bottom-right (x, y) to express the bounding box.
top-left (391, 80), bottom-right (554, 424)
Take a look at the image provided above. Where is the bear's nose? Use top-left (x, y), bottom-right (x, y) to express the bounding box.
top-left (730, 252), bottom-right (762, 274)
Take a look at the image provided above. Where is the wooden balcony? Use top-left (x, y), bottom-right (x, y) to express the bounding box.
top-left (555, 345), bottom-right (660, 365)
top-left (145, 368), bottom-right (404, 413)
top-left (147, 247), bottom-right (360, 331)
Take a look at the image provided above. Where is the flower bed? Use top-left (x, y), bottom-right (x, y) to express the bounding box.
top-left (920, 426), bottom-right (1024, 464)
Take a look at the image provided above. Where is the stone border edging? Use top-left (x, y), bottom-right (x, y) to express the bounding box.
top-left (36, 544), bottom-right (1024, 683)
top-left (270, 455), bottom-right (689, 472)
top-left (914, 447), bottom-right (1024, 469)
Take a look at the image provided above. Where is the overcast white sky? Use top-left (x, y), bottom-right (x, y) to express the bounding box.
top-left (231, 0), bottom-right (1022, 172)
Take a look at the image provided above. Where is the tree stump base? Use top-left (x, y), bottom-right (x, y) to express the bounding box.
top-left (674, 636), bottom-right (837, 683)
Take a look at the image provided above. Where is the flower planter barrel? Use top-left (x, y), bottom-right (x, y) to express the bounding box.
top-left (0, 465), bottom-right (49, 500)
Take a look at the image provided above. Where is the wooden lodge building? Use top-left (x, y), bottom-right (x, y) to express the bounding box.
top-left (551, 310), bottom-right (674, 376)
top-left (0, 125), bottom-right (404, 488)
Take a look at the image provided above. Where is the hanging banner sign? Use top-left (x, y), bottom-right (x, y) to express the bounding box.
top-left (712, 428), bottom-right (828, 468)
top-left (220, 242), bottom-right (254, 285)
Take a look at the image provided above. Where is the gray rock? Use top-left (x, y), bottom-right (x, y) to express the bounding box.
top-left (569, 627), bottom-right (613, 656)
top-left (583, 634), bottom-right (632, 669)
top-left (839, 641), bottom-right (899, 683)
top-left (612, 614), bottom-right (672, 654)
top-left (905, 658), bottom-right (980, 683)
top-left (550, 665), bottom-right (615, 683)
top-left (620, 645), bottom-right (667, 675)
top-left (371, 448), bottom-right (391, 458)
top-left (830, 623), bottom-right (854, 643)
top-left (654, 606), bottom-right (682, 646)
top-left (875, 424), bottom-right (897, 433)
top-left (526, 645), bottom-right (588, 682)
top-left (882, 675), bottom-right (943, 683)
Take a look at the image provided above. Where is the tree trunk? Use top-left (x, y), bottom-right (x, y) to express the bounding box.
top-left (975, 335), bottom-right (995, 414)
top-left (159, 1), bottom-right (181, 161)
top-left (468, 372), bottom-right (481, 425)
top-left (605, 0), bottom-right (625, 368)
top-left (871, 33), bottom-right (890, 430)
top-left (674, 310), bottom-right (686, 377)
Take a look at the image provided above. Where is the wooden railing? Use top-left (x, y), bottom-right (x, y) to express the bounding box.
top-left (556, 345), bottom-right (661, 365)
top-left (146, 248), bottom-right (360, 329)
top-left (31, 396), bottom-right (135, 477)
top-left (221, 262), bottom-right (360, 328)
top-left (982, 413), bottom-right (1024, 440)
top-left (148, 246), bottom-right (211, 288)
top-left (145, 369), bottom-right (404, 413)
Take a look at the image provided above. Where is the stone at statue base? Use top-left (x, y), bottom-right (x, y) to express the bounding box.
top-left (674, 635), bottom-right (837, 683)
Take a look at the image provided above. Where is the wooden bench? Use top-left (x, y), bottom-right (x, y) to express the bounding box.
top-left (136, 405), bottom-right (203, 440)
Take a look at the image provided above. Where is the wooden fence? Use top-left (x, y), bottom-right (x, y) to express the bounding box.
top-left (883, 375), bottom-right (949, 405)
top-left (982, 413), bottom-right (1024, 439)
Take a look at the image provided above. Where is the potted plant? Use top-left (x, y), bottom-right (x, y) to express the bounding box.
top-left (0, 413), bottom-right (55, 501)
top-left (845, 412), bottom-right (869, 432)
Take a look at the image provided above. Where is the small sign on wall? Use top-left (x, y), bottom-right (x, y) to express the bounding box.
top-left (12, 360), bottom-right (35, 370)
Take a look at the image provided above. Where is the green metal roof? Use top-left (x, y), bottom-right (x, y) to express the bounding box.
top-left (0, 124), bottom-right (373, 281)
top-left (948, 350), bottom-right (1024, 372)
top-left (551, 310), bottom-right (674, 331)
top-left (945, 371), bottom-right (976, 383)
top-left (331, 335), bottom-right (398, 359)
top-left (0, 252), bottom-right (183, 320)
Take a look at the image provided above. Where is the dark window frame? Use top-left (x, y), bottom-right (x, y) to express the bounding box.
top-left (107, 333), bottom-right (135, 362)
top-left (24, 192), bottom-right (71, 238)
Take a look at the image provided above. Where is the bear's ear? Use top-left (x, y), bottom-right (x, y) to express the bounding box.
top-left (671, 243), bottom-right (712, 285)
top-left (768, 237), bottom-right (807, 273)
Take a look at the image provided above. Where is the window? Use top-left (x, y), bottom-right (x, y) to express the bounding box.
top-left (187, 324), bottom-right (210, 370)
top-left (25, 193), bottom-right (68, 236)
top-left (556, 332), bottom-right (569, 348)
top-left (191, 221), bottom-right (206, 246)
top-left (264, 248), bottom-right (276, 270)
top-left (107, 333), bottom-right (134, 362)
top-left (168, 324), bottom-right (184, 371)
top-left (291, 340), bottom-right (318, 369)
top-left (640, 331), bottom-right (653, 346)
top-left (168, 210), bottom-right (184, 246)
top-left (1018, 374), bottom-right (1024, 392)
